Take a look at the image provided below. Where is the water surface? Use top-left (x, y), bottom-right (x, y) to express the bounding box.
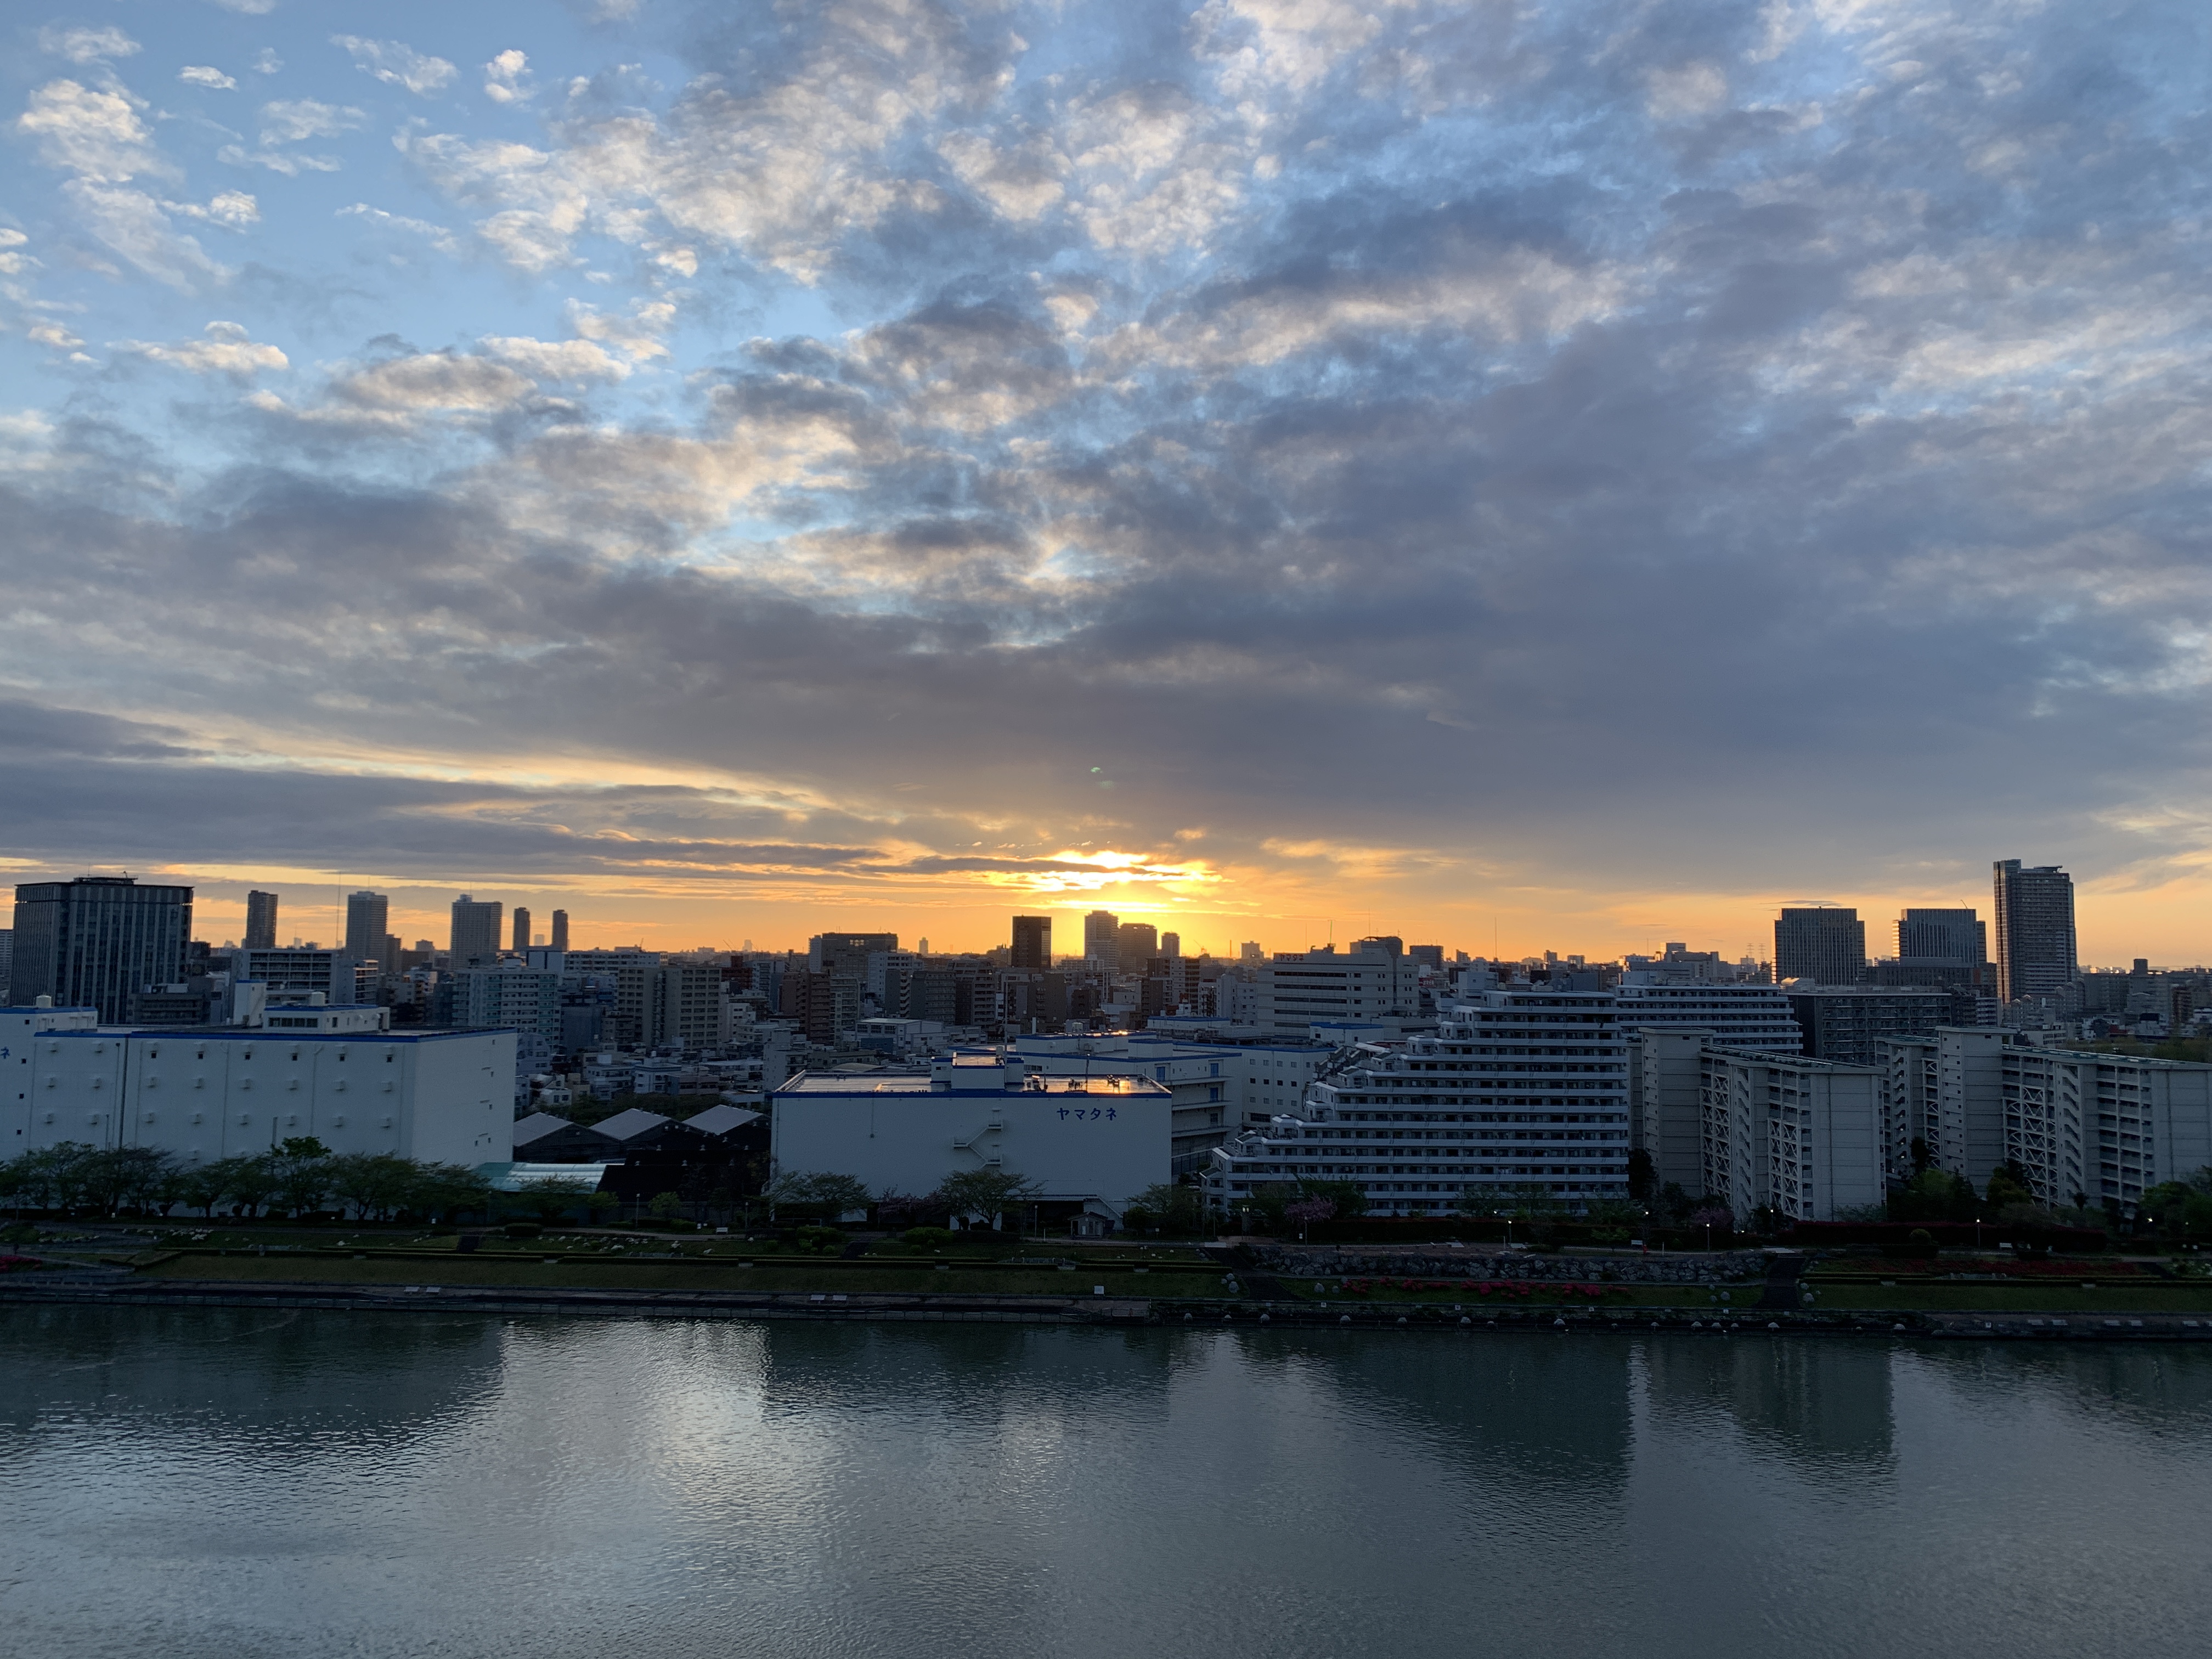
top-left (2, 1308), bottom-right (2206, 1657)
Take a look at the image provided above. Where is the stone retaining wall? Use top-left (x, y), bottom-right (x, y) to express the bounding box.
top-left (1252, 1246), bottom-right (1767, 1284)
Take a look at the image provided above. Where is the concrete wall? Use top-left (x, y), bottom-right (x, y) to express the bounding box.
top-left (772, 1088), bottom-right (1170, 1215)
top-left (11, 1026), bottom-right (513, 1166)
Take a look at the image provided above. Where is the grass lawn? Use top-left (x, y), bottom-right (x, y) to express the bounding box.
top-left (1801, 1282), bottom-right (2212, 1313)
top-left (137, 1253), bottom-right (1224, 1298)
top-left (1268, 1278), bottom-right (1763, 1308)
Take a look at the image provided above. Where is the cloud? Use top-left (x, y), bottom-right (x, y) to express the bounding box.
top-left (479, 335), bottom-right (631, 382)
top-left (333, 35), bottom-right (458, 98)
top-left (38, 26), bottom-right (141, 65)
top-left (179, 66), bottom-right (239, 90)
top-left (212, 0), bottom-right (280, 14)
top-left (484, 49), bottom-right (533, 104)
top-left (113, 320), bottom-right (288, 377)
top-left (252, 49), bottom-right (283, 74)
top-left (17, 80), bottom-right (163, 183)
top-left (258, 99), bottom-right (365, 143)
top-left (7, 1), bottom-right (2212, 958)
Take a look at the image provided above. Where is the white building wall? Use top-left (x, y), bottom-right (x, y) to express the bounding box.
top-left (771, 1084), bottom-right (1170, 1216)
top-left (17, 1029), bottom-right (512, 1166)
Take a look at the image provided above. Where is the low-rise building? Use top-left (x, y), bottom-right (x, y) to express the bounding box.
top-left (771, 1053), bottom-right (1171, 1228)
top-left (3, 1012), bottom-right (514, 1166)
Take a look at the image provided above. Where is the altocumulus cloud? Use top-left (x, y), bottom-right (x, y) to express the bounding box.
top-left (2, 0), bottom-right (2210, 949)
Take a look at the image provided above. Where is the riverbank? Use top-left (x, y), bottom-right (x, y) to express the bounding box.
top-left (5, 1271), bottom-right (2211, 1340)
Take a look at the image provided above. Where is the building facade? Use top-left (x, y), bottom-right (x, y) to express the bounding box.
top-left (1992, 860), bottom-right (2077, 1005)
top-left (770, 1053), bottom-right (1171, 1227)
top-left (1786, 986), bottom-right (1949, 1066)
top-left (1256, 942), bottom-right (1421, 1034)
top-left (4, 1015), bottom-right (514, 1167)
top-left (450, 895), bottom-right (503, 966)
top-left (1010, 915), bottom-right (1051, 972)
top-left (1697, 1046), bottom-right (1883, 1223)
top-left (244, 890), bottom-right (279, 951)
top-left (343, 891), bottom-right (390, 963)
top-left (1774, 906), bottom-right (1866, 985)
top-left (9, 877), bottom-right (195, 1022)
top-left (1614, 977), bottom-right (1803, 1052)
top-left (1208, 987), bottom-right (1631, 1216)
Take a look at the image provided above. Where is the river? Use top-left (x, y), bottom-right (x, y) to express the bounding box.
top-left (2, 1307), bottom-right (2207, 1657)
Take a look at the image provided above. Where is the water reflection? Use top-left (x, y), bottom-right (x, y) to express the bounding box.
top-left (1643, 1335), bottom-right (1895, 1478)
top-left (4, 1310), bottom-right (2212, 1659)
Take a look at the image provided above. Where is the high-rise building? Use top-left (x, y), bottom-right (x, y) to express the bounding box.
top-left (550, 909), bottom-right (569, 951)
top-left (1116, 922), bottom-right (1157, 972)
top-left (244, 889), bottom-right (279, 950)
top-left (343, 890), bottom-right (389, 963)
top-left (1897, 907), bottom-right (1984, 962)
top-left (1160, 932), bottom-right (1181, 958)
top-left (1011, 915), bottom-right (1052, 971)
top-left (512, 906), bottom-right (532, 953)
top-left (809, 932), bottom-right (898, 975)
top-left (1774, 906), bottom-right (1866, 984)
top-left (1992, 860), bottom-right (2077, 1004)
top-left (450, 894), bottom-right (503, 966)
top-left (8, 876), bottom-right (194, 1020)
top-left (1239, 941), bottom-right (1263, 964)
top-left (1084, 910), bottom-right (1119, 964)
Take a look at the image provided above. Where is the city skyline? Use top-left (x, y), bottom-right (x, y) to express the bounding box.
top-left (5, 5), bottom-right (2211, 968)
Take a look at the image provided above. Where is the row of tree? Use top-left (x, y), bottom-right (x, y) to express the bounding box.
top-left (0, 1139), bottom-right (500, 1223)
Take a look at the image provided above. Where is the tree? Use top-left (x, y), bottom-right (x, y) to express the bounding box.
top-left (405, 1163), bottom-right (495, 1223)
top-left (267, 1137), bottom-right (335, 1217)
top-left (218, 1154), bottom-right (280, 1218)
top-left (764, 1170), bottom-right (873, 1221)
top-left (647, 1190), bottom-right (685, 1222)
top-left (1282, 1197), bottom-right (1335, 1238)
top-left (1296, 1178), bottom-right (1367, 1217)
top-left (506, 1176), bottom-right (602, 1226)
top-left (163, 1160), bottom-right (232, 1220)
top-left (1125, 1182), bottom-right (1206, 1237)
top-left (936, 1167), bottom-right (1041, 1231)
top-left (325, 1153), bottom-right (419, 1221)
top-left (1985, 1160), bottom-right (2035, 1211)
top-left (1626, 1148), bottom-right (1656, 1201)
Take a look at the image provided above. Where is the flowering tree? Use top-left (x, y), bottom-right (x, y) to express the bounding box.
top-left (1283, 1197), bottom-right (1335, 1239)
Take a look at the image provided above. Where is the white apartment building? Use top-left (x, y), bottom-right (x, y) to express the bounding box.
top-left (4, 1012), bottom-right (515, 1166)
top-left (1613, 975), bottom-right (1802, 1052)
top-left (1697, 1046), bottom-right (1883, 1223)
top-left (771, 1052), bottom-right (1171, 1226)
top-left (1206, 988), bottom-right (1630, 1216)
top-left (1257, 944), bottom-right (1420, 1035)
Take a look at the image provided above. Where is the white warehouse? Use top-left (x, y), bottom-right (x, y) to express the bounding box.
top-left (4, 1004), bottom-right (515, 1166)
top-left (772, 1053), bottom-right (1171, 1227)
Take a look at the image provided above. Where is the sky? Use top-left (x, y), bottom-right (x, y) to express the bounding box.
top-left (2, 0), bottom-right (2209, 964)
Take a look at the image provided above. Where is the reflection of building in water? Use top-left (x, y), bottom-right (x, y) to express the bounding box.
top-left (1318, 1336), bottom-right (1635, 1493)
top-left (1643, 1339), bottom-right (1894, 1476)
top-left (0, 1307), bottom-right (504, 1443)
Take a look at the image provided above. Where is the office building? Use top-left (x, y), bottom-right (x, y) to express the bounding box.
top-left (1209, 985), bottom-right (1629, 1215)
top-left (233, 947), bottom-right (362, 1006)
top-left (450, 895), bottom-right (503, 966)
top-left (512, 907), bottom-right (532, 952)
top-left (550, 910), bottom-right (570, 951)
top-left (4, 1017), bottom-right (514, 1166)
top-left (244, 889), bottom-right (279, 951)
top-left (9, 877), bottom-right (195, 1022)
top-left (1992, 860), bottom-right (2078, 1003)
top-left (771, 1053), bottom-right (1171, 1231)
top-left (1786, 986), bottom-right (1949, 1067)
top-left (1897, 907), bottom-right (1986, 963)
top-left (1160, 932), bottom-right (1181, 958)
top-left (809, 932), bottom-right (898, 976)
top-left (343, 890), bottom-right (389, 964)
top-left (1239, 941), bottom-right (1263, 964)
top-left (1256, 940), bottom-right (1420, 1034)
top-left (1011, 915), bottom-right (1052, 972)
top-left (0, 929), bottom-right (12, 989)
top-left (1115, 922), bottom-right (1158, 972)
top-left (1774, 906), bottom-right (1866, 984)
top-left (1084, 910), bottom-right (1118, 964)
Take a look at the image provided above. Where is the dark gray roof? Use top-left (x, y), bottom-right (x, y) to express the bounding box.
top-left (589, 1107), bottom-right (677, 1142)
top-left (683, 1103), bottom-right (761, 1137)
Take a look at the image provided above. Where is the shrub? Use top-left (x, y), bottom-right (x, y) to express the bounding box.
top-left (794, 1224), bottom-right (845, 1253)
top-left (901, 1226), bottom-right (957, 1249)
top-left (503, 1221), bottom-right (543, 1239)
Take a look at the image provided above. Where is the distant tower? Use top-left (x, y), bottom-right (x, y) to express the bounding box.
top-left (1115, 921), bottom-right (1157, 972)
top-left (1085, 910), bottom-right (1119, 964)
top-left (1993, 860), bottom-right (2078, 1003)
top-left (550, 910), bottom-right (569, 951)
top-left (1773, 906), bottom-right (1866, 984)
top-left (450, 894), bottom-right (503, 966)
top-left (1011, 915), bottom-right (1052, 970)
top-left (344, 890), bottom-right (388, 963)
top-left (512, 906), bottom-right (532, 953)
top-left (9, 876), bottom-right (193, 1020)
top-left (244, 889), bottom-right (279, 951)
top-left (1160, 931), bottom-right (1181, 958)
top-left (1239, 941), bottom-right (1263, 964)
